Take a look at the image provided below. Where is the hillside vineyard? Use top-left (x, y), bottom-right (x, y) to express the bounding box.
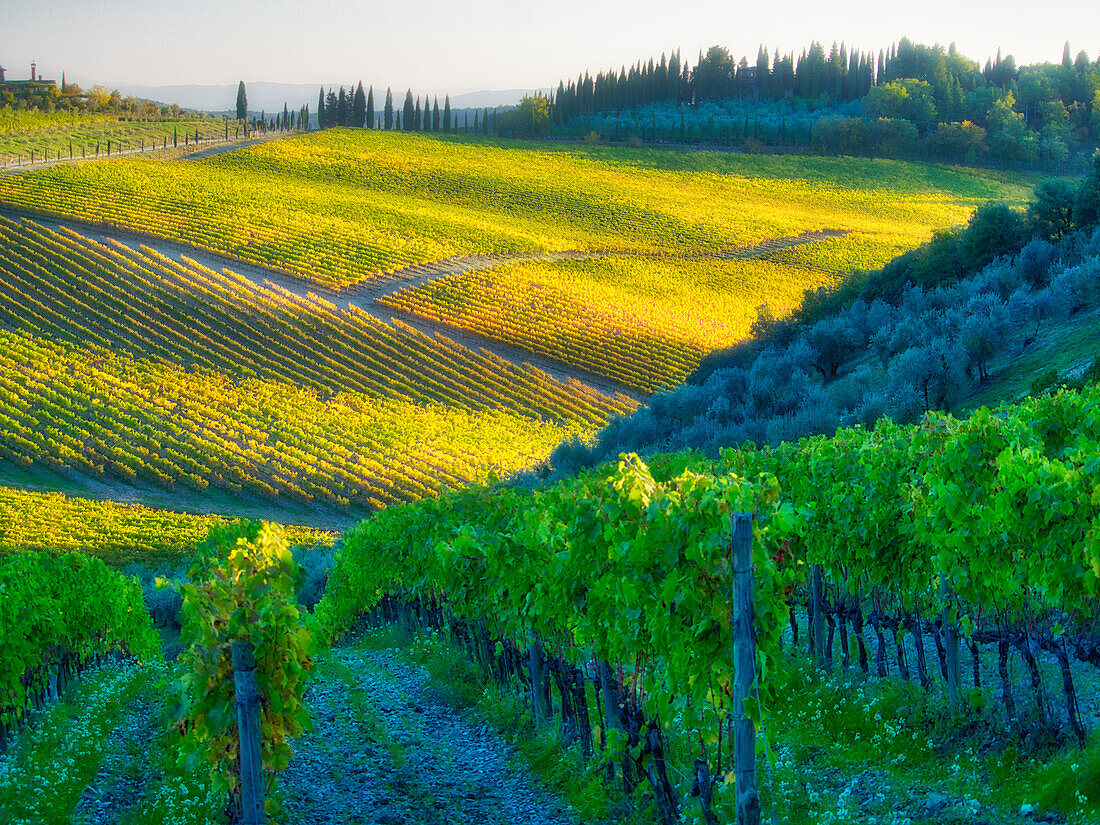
top-left (0, 216), bottom-right (631, 510)
top-left (0, 130), bottom-right (1030, 288)
top-left (4, 113), bottom-right (1096, 824)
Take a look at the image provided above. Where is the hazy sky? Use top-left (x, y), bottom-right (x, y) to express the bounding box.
top-left (3, 0), bottom-right (1097, 92)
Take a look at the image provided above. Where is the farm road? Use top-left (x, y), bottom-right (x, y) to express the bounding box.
top-left (14, 638), bottom-right (580, 825)
top-left (351, 227), bottom-right (847, 302)
top-left (179, 131), bottom-right (297, 161)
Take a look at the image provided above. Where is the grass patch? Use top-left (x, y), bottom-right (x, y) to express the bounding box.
top-left (761, 661), bottom-right (1097, 824)
top-left (0, 658), bottom-right (155, 824)
top-left (959, 305), bottom-right (1100, 412)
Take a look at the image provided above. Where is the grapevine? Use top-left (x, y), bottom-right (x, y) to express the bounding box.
top-left (166, 520), bottom-right (312, 820)
top-left (0, 551), bottom-right (159, 729)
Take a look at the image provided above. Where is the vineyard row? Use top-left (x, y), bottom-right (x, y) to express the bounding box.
top-left (318, 384), bottom-right (1100, 822)
top-left (0, 216), bottom-right (630, 427)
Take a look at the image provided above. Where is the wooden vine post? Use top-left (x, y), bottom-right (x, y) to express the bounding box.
top-left (232, 641), bottom-right (266, 825)
top-left (941, 578), bottom-right (960, 709)
top-left (731, 512), bottom-right (761, 825)
top-left (528, 631), bottom-right (551, 726)
top-left (811, 564), bottom-right (827, 668)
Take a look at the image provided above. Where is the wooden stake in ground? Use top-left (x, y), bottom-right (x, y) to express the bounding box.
top-left (941, 578), bottom-right (960, 708)
top-left (731, 512), bottom-right (761, 825)
top-left (232, 641), bottom-right (266, 825)
top-left (811, 564), bottom-right (826, 668)
top-left (528, 631), bottom-right (551, 726)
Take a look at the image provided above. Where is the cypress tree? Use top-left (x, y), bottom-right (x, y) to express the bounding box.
top-left (353, 81), bottom-right (367, 127)
top-left (337, 87), bottom-right (349, 127)
top-left (414, 95), bottom-right (421, 131)
top-left (236, 81), bottom-right (248, 121)
top-left (283, 102), bottom-right (289, 131)
top-left (402, 89), bottom-right (414, 131)
top-left (433, 96), bottom-right (440, 131)
top-left (365, 85), bottom-right (375, 128)
top-left (473, 109), bottom-right (479, 134)
top-left (395, 111), bottom-right (401, 130)
top-left (324, 89), bottom-right (337, 127)
top-left (384, 88), bottom-right (394, 129)
top-left (442, 95), bottom-right (451, 133)
top-left (317, 87), bottom-right (326, 128)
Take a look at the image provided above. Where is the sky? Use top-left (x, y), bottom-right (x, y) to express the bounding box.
top-left (3, 0), bottom-right (1098, 95)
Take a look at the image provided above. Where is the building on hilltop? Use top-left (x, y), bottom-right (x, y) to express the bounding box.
top-left (0, 61), bottom-right (59, 94)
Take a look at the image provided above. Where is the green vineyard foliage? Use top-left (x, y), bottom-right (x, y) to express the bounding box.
top-left (0, 485), bottom-right (334, 567)
top-left (319, 453), bottom-right (800, 737)
top-left (0, 551), bottom-right (159, 725)
top-left (320, 384), bottom-right (1100, 745)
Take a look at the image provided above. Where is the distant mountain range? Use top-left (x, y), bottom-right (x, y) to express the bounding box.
top-left (106, 82), bottom-right (546, 113)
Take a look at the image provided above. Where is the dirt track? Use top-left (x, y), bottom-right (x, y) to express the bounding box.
top-left (179, 132), bottom-right (295, 160)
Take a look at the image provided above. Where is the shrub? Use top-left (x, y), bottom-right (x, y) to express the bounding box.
top-left (1017, 237), bottom-right (1057, 287)
top-left (1074, 148), bottom-right (1100, 230)
top-left (1029, 178), bottom-right (1076, 240)
top-left (293, 544), bottom-right (336, 612)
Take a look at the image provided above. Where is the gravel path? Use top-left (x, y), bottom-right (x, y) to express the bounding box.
top-left (179, 132), bottom-right (295, 161)
top-left (281, 643), bottom-right (578, 825)
top-left (69, 695), bottom-right (161, 824)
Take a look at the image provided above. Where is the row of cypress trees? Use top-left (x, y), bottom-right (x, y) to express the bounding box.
top-left (315, 82), bottom-right (463, 132)
top-left (316, 82), bottom-right (368, 128)
top-left (551, 38), bottom-right (1100, 135)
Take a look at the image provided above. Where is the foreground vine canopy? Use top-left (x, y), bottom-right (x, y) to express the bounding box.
top-left (0, 551), bottom-right (159, 726)
top-left (321, 384), bottom-right (1100, 762)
